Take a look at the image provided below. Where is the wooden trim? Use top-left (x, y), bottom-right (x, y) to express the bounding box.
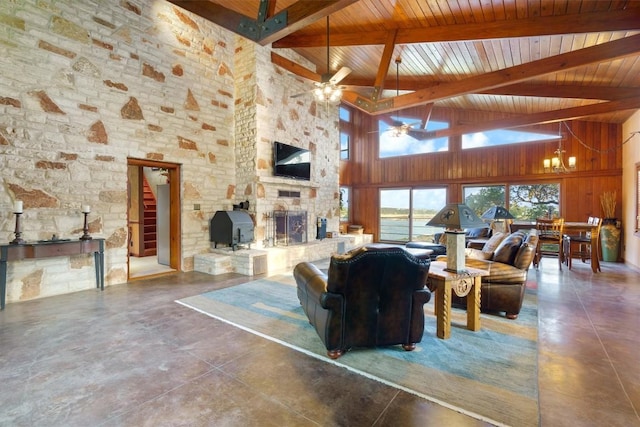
top-left (126, 158), bottom-right (182, 275)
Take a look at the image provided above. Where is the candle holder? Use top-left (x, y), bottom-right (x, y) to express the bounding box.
top-left (80, 211), bottom-right (92, 240)
top-left (10, 212), bottom-right (25, 245)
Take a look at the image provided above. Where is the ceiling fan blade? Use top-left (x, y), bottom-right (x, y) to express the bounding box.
top-left (407, 129), bottom-right (438, 140)
top-left (329, 67), bottom-right (352, 85)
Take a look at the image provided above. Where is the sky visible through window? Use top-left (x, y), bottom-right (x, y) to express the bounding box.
top-left (379, 119), bottom-right (559, 157)
top-left (379, 117), bottom-right (449, 158)
top-left (462, 128), bottom-right (559, 149)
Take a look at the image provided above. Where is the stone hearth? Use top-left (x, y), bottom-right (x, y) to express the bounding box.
top-left (194, 234), bottom-right (373, 277)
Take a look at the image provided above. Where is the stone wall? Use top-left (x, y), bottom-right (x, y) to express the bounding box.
top-left (239, 37), bottom-right (341, 248)
top-left (0, 0), bottom-right (340, 305)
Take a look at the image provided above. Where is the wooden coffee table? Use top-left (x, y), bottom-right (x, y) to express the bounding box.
top-left (427, 261), bottom-right (488, 339)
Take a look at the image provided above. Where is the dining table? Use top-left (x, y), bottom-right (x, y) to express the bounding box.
top-left (563, 222), bottom-right (601, 273)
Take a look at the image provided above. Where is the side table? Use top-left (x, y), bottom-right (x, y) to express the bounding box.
top-left (427, 261), bottom-right (488, 339)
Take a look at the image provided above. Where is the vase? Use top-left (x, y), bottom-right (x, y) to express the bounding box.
top-left (600, 219), bottom-right (620, 262)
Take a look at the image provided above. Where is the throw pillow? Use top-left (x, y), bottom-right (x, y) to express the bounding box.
top-left (481, 232), bottom-right (506, 253)
top-left (493, 233), bottom-right (524, 265)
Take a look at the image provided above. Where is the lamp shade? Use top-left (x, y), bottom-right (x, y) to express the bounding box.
top-left (481, 206), bottom-right (515, 220)
top-left (426, 203), bottom-right (487, 230)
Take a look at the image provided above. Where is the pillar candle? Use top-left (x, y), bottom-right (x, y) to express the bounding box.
top-left (82, 205), bottom-right (91, 213)
top-left (13, 201), bottom-right (23, 213)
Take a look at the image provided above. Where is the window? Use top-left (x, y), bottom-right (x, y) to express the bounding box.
top-left (379, 187), bottom-right (447, 242)
top-left (462, 183), bottom-right (560, 221)
top-left (339, 105), bottom-right (351, 122)
top-left (339, 105), bottom-right (352, 160)
top-left (462, 128), bottom-right (560, 149)
top-left (463, 185), bottom-right (506, 217)
top-left (339, 186), bottom-right (350, 222)
top-left (340, 132), bottom-right (350, 160)
top-left (509, 183), bottom-right (560, 220)
top-left (379, 117), bottom-right (449, 158)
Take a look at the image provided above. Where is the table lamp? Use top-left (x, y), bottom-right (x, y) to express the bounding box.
top-left (481, 206), bottom-right (515, 234)
top-left (426, 203), bottom-right (486, 273)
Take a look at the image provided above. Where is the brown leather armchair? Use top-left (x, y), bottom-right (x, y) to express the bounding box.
top-left (293, 244), bottom-right (431, 359)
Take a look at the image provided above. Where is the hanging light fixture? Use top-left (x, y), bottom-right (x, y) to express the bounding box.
top-left (543, 122), bottom-right (576, 173)
top-left (314, 16), bottom-right (343, 105)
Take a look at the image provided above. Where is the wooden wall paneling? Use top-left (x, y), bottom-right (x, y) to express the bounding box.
top-left (563, 176), bottom-right (593, 221)
top-left (509, 144), bottom-right (518, 177)
top-left (353, 187), bottom-right (378, 240)
top-left (342, 106), bottom-right (622, 241)
top-left (438, 151), bottom-right (448, 181)
top-left (586, 121), bottom-right (599, 172)
top-left (612, 123), bottom-right (623, 172)
top-left (339, 160), bottom-right (351, 186)
top-left (593, 121), bottom-right (610, 172)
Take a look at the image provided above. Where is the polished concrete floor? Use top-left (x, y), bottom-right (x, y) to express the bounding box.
top-left (0, 258), bottom-right (638, 426)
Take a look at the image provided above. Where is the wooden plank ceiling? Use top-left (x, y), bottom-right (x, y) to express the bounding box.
top-left (169, 0), bottom-right (640, 127)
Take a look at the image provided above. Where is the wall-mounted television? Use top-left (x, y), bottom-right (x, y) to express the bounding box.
top-left (273, 141), bottom-right (311, 181)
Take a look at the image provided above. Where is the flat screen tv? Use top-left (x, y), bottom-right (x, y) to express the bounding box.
top-left (273, 141), bottom-right (311, 181)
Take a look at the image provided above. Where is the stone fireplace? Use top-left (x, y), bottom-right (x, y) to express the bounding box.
top-left (274, 210), bottom-right (308, 246)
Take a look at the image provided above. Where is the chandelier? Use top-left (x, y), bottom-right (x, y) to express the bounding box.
top-left (313, 16), bottom-right (344, 105)
top-left (314, 83), bottom-right (342, 104)
top-left (543, 123), bottom-right (576, 173)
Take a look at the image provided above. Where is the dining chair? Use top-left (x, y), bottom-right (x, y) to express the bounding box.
top-left (563, 217), bottom-right (602, 271)
top-left (534, 217), bottom-right (565, 269)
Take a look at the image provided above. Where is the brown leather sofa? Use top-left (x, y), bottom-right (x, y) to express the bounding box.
top-left (435, 230), bottom-right (538, 320)
top-left (293, 244), bottom-right (431, 359)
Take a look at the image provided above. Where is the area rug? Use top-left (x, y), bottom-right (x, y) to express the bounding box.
top-left (177, 274), bottom-right (539, 427)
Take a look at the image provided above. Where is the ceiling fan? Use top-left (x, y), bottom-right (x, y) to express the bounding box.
top-left (376, 58), bottom-right (436, 139)
top-left (291, 16), bottom-right (351, 104)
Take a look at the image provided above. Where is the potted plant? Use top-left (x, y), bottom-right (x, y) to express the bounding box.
top-left (599, 191), bottom-right (620, 262)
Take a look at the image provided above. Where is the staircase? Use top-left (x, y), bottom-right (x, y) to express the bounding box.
top-left (142, 178), bottom-right (157, 256)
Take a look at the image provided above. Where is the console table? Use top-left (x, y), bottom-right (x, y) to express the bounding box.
top-left (0, 239), bottom-right (105, 310)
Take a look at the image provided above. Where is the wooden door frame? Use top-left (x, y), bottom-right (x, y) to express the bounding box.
top-left (127, 158), bottom-right (181, 276)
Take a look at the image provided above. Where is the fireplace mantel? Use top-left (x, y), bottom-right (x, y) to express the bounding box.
top-left (258, 175), bottom-right (318, 188)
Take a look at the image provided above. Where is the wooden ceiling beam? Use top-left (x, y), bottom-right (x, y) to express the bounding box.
top-left (370, 31), bottom-right (397, 102)
top-left (342, 73), bottom-right (640, 101)
top-left (342, 77), bottom-right (640, 101)
top-left (168, 0), bottom-right (357, 46)
top-left (418, 98), bottom-right (640, 140)
top-left (271, 52), bottom-right (321, 82)
top-left (273, 8), bottom-right (640, 48)
top-left (480, 84), bottom-right (640, 101)
top-left (351, 33), bottom-right (640, 115)
top-left (167, 1), bottom-right (247, 35)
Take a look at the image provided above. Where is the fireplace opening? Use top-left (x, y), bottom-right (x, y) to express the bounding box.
top-left (274, 211), bottom-right (307, 246)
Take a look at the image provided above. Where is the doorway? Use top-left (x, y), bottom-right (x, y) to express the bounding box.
top-left (127, 158), bottom-right (181, 279)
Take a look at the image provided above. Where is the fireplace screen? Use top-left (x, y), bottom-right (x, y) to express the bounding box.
top-left (274, 211), bottom-right (307, 246)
